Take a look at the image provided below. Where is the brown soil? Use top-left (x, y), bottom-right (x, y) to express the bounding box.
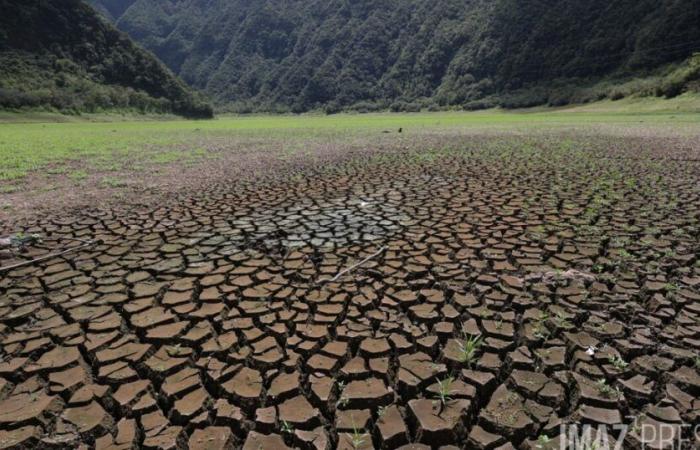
top-left (0, 128), bottom-right (699, 448)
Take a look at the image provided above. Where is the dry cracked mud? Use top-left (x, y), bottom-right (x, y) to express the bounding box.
top-left (0, 131), bottom-right (699, 449)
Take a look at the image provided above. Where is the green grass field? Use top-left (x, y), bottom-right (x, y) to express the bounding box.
top-left (1, 94), bottom-right (699, 226)
top-left (1, 94), bottom-right (699, 183)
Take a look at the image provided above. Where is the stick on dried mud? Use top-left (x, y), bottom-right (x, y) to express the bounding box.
top-left (317, 246), bottom-right (387, 285)
top-left (0, 239), bottom-right (99, 273)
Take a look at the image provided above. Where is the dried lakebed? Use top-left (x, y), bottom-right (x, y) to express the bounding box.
top-left (0, 133), bottom-right (699, 449)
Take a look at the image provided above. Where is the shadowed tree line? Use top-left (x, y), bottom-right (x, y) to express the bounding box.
top-left (93, 0), bottom-right (700, 112)
top-left (0, 0), bottom-right (213, 117)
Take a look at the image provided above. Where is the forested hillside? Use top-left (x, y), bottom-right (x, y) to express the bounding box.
top-left (94, 0), bottom-right (700, 112)
top-left (0, 0), bottom-right (213, 117)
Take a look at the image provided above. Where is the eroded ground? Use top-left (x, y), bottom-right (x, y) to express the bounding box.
top-left (0, 126), bottom-right (699, 449)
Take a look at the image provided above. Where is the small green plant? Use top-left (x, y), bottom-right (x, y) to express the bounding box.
top-left (167, 343), bottom-right (185, 356)
top-left (595, 378), bottom-right (619, 399)
top-left (335, 380), bottom-right (349, 408)
top-left (612, 236), bottom-right (631, 247)
top-left (553, 312), bottom-right (574, 329)
top-left (100, 176), bottom-right (127, 188)
top-left (640, 238), bottom-right (654, 247)
top-left (350, 418), bottom-right (367, 449)
top-left (434, 376), bottom-right (454, 406)
top-left (630, 419), bottom-right (642, 435)
top-left (69, 169), bottom-right (89, 181)
top-left (536, 434), bottom-right (552, 449)
top-left (608, 355), bottom-right (628, 370)
top-left (617, 249), bottom-right (634, 260)
top-left (598, 272), bottom-right (617, 284)
top-left (6, 233), bottom-right (42, 249)
top-left (664, 283), bottom-right (679, 292)
top-left (458, 334), bottom-right (484, 367)
top-left (280, 420), bottom-right (294, 434)
top-left (533, 312), bottom-right (551, 340)
top-left (337, 396), bottom-right (349, 408)
top-left (671, 228), bottom-right (685, 237)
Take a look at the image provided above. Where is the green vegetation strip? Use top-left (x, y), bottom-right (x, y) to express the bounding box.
top-left (1, 109), bottom-right (699, 182)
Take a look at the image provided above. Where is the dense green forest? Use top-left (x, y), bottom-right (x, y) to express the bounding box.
top-left (92, 0), bottom-right (700, 112)
top-left (0, 0), bottom-right (213, 117)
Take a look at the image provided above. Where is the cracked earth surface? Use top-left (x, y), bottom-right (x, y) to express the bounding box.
top-left (0, 131), bottom-right (699, 449)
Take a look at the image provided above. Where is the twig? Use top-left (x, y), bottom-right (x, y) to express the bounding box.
top-left (43, 236), bottom-right (95, 245)
top-left (317, 246), bottom-right (387, 285)
top-left (0, 240), bottom-right (98, 273)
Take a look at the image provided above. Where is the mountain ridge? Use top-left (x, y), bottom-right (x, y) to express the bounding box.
top-left (92, 0), bottom-right (700, 112)
top-left (0, 0), bottom-right (213, 117)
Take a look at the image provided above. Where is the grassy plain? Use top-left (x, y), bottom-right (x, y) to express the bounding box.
top-left (0, 94), bottom-right (699, 226)
top-left (2, 99), bottom-right (700, 179)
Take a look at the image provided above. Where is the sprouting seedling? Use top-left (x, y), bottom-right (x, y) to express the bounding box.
top-left (434, 376), bottom-right (454, 406)
top-left (494, 318), bottom-right (504, 330)
top-left (553, 312), bottom-right (573, 329)
top-left (648, 226), bottom-right (661, 235)
top-left (617, 249), bottom-right (634, 260)
top-left (168, 343), bottom-right (184, 356)
top-left (335, 379), bottom-right (348, 408)
top-left (598, 272), bottom-right (617, 284)
top-left (595, 379), bottom-right (619, 399)
top-left (376, 405), bottom-right (388, 419)
top-left (608, 355), bottom-right (628, 370)
top-left (664, 283), bottom-right (679, 292)
top-left (350, 417), bottom-right (366, 449)
top-left (631, 421), bottom-right (642, 435)
top-left (7, 233), bottom-right (42, 249)
top-left (536, 434), bottom-right (552, 449)
top-left (693, 356), bottom-right (700, 370)
top-left (459, 334), bottom-right (484, 367)
top-left (281, 420), bottom-right (294, 434)
top-left (533, 312), bottom-right (551, 340)
top-left (639, 238), bottom-right (654, 247)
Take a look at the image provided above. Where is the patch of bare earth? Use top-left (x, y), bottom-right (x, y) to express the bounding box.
top-left (0, 126), bottom-right (698, 449)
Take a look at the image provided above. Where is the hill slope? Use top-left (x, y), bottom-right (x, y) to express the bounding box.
top-left (94, 0), bottom-right (700, 112)
top-left (0, 0), bottom-right (213, 117)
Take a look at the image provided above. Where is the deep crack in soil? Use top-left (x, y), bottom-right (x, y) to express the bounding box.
top-left (0, 129), bottom-right (699, 449)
